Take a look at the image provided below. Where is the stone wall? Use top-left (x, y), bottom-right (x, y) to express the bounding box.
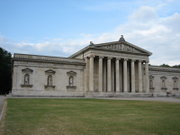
top-left (12, 54), bottom-right (85, 97)
top-left (149, 66), bottom-right (180, 96)
top-left (12, 54), bottom-right (180, 97)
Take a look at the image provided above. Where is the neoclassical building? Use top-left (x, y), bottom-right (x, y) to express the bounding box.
top-left (12, 36), bottom-right (180, 97)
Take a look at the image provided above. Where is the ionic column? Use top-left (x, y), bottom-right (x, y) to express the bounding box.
top-left (98, 56), bottom-right (103, 92)
top-left (145, 61), bottom-right (149, 93)
top-left (85, 57), bottom-right (89, 92)
top-left (138, 60), bottom-right (143, 92)
top-left (131, 59), bottom-right (135, 93)
top-left (123, 58), bottom-right (128, 92)
top-left (89, 55), bottom-right (95, 92)
top-left (116, 58), bottom-right (120, 92)
top-left (107, 57), bottom-right (112, 92)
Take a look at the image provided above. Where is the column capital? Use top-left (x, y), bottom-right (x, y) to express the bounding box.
top-left (145, 60), bottom-right (149, 63)
top-left (84, 56), bottom-right (89, 59)
top-left (84, 57), bottom-right (89, 62)
top-left (116, 57), bottom-right (121, 60)
top-left (107, 56), bottom-right (113, 60)
top-left (89, 54), bottom-right (95, 58)
top-left (138, 59), bottom-right (143, 63)
top-left (131, 59), bottom-right (136, 62)
top-left (124, 58), bottom-right (128, 61)
top-left (99, 56), bottom-right (104, 59)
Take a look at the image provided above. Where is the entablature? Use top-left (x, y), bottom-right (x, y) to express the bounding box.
top-left (84, 50), bottom-right (149, 62)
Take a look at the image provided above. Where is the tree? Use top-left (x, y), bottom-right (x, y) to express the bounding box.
top-left (160, 64), bottom-right (170, 67)
top-left (160, 64), bottom-right (180, 68)
top-left (0, 47), bottom-right (12, 95)
top-left (172, 64), bottom-right (180, 68)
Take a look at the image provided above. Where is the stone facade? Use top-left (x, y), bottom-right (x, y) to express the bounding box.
top-left (12, 54), bottom-right (85, 97)
top-left (12, 36), bottom-right (180, 97)
top-left (149, 66), bottom-right (180, 96)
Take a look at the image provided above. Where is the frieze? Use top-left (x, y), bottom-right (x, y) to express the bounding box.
top-left (88, 50), bottom-right (149, 61)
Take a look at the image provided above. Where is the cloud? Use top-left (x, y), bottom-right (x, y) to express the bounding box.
top-left (82, 4), bottom-right (180, 66)
top-left (130, 6), bottom-right (158, 22)
top-left (122, 7), bottom-right (180, 65)
top-left (1, 1), bottom-right (180, 66)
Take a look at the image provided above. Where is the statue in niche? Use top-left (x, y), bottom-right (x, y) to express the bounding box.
top-left (47, 75), bottom-right (53, 86)
top-left (162, 80), bottom-right (166, 88)
top-left (24, 74), bottom-right (30, 85)
top-left (161, 76), bottom-right (167, 90)
top-left (174, 80), bottom-right (177, 89)
top-left (66, 71), bottom-right (76, 89)
top-left (149, 75), bottom-right (154, 89)
top-left (172, 77), bottom-right (178, 90)
top-left (69, 76), bottom-right (74, 86)
top-left (150, 79), bottom-right (153, 89)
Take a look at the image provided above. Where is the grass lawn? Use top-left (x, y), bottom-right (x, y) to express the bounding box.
top-left (1, 98), bottom-right (180, 135)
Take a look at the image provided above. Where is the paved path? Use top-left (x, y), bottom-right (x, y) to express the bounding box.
top-left (100, 97), bottom-right (180, 103)
top-left (0, 96), bottom-right (6, 121)
top-left (0, 96), bottom-right (5, 111)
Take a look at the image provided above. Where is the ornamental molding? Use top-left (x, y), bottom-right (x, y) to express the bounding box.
top-left (14, 54), bottom-right (85, 66)
top-left (172, 76), bottom-right (178, 80)
top-left (160, 76), bottom-right (167, 80)
top-left (22, 68), bottom-right (33, 73)
top-left (149, 66), bottom-right (180, 73)
top-left (67, 71), bottom-right (77, 76)
top-left (45, 69), bottom-right (56, 75)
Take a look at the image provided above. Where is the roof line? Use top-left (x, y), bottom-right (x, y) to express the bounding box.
top-left (69, 40), bottom-right (152, 58)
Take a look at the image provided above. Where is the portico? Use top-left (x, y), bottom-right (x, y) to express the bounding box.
top-left (85, 55), bottom-right (150, 94)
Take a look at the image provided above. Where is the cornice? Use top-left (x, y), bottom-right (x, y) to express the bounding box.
top-left (13, 54), bottom-right (86, 66)
top-left (149, 65), bottom-right (180, 73)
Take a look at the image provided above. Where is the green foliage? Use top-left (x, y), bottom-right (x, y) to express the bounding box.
top-left (2, 98), bottom-right (180, 135)
top-left (160, 64), bottom-right (180, 68)
top-left (0, 47), bottom-right (12, 95)
top-left (172, 64), bottom-right (180, 68)
top-left (160, 64), bottom-right (170, 67)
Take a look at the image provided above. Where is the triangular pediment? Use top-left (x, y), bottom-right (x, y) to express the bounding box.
top-left (69, 38), bottom-right (152, 58)
top-left (94, 41), bottom-right (151, 55)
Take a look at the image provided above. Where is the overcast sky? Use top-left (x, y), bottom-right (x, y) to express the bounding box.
top-left (0, 0), bottom-right (180, 65)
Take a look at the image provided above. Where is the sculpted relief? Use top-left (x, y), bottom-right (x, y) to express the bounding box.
top-left (99, 43), bottom-right (142, 53)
